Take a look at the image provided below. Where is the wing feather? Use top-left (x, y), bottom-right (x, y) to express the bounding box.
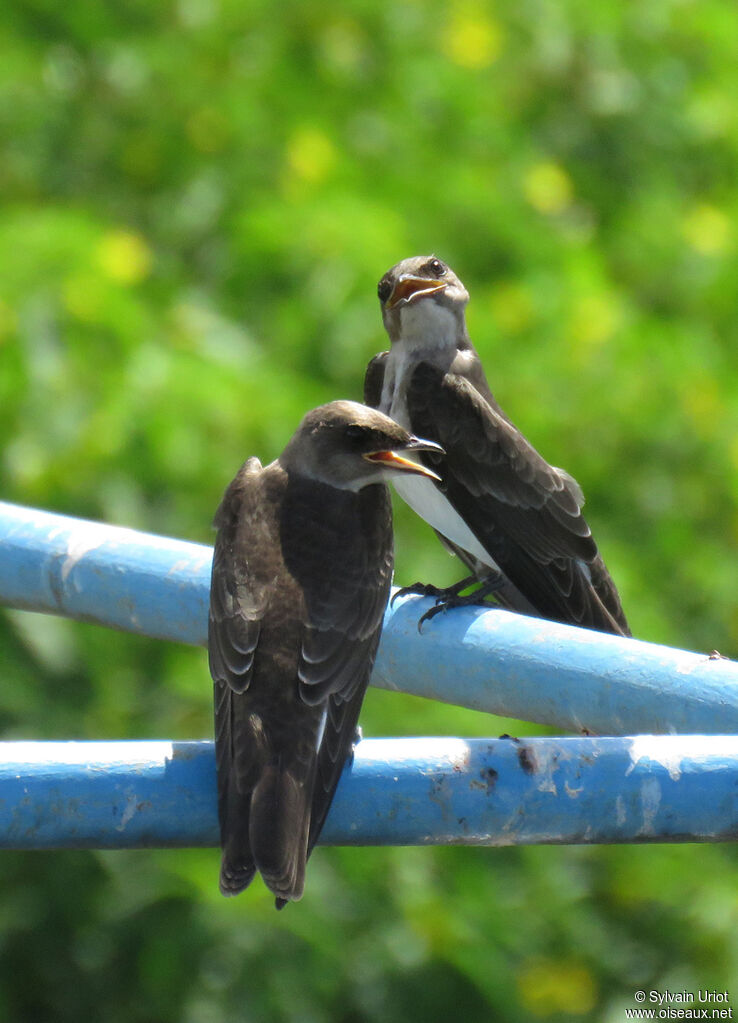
top-left (364, 352), bottom-right (388, 408)
top-left (208, 457), bottom-right (268, 695)
top-left (406, 361), bottom-right (629, 635)
top-left (278, 480), bottom-right (394, 851)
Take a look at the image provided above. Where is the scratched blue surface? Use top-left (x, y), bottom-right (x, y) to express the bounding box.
top-left (0, 501), bottom-right (212, 645)
top-left (2, 500), bottom-right (738, 735)
top-left (0, 737), bottom-right (736, 849)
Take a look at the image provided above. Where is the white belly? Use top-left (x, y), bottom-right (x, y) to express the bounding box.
top-left (392, 471), bottom-right (497, 570)
top-left (380, 344), bottom-right (498, 571)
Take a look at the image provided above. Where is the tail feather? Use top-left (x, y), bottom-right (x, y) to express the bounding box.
top-left (219, 800), bottom-right (257, 896)
top-left (250, 762), bottom-right (312, 905)
top-left (219, 857), bottom-right (257, 897)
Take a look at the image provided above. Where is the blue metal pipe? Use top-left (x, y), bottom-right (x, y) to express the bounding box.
top-left (1, 501), bottom-right (737, 735)
top-left (0, 737), bottom-right (736, 849)
top-left (0, 501), bottom-right (212, 646)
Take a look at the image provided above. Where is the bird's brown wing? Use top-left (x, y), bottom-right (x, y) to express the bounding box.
top-left (406, 361), bottom-right (630, 635)
top-left (279, 478), bottom-right (394, 853)
top-left (209, 457), bottom-right (266, 698)
top-left (209, 457), bottom-right (279, 894)
top-left (364, 351), bottom-right (388, 408)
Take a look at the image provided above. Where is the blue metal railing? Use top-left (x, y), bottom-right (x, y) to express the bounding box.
top-left (1, 500), bottom-right (737, 848)
top-left (1, 736), bottom-right (737, 849)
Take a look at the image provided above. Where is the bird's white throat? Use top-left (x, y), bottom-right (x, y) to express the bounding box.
top-left (380, 303), bottom-right (461, 429)
top-left (396, 301), bottom-right (459, 353)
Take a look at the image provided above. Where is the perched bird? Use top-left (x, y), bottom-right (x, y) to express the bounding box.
top-left (208, 400), bottom-right (442, 906)
top-left (365, 255), bottom-right (629, 635)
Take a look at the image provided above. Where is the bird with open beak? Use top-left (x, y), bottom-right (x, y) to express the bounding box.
top-left (208, 400), bottom-right (442, 906)
top-left (365, 255), bottom-right (630, 635)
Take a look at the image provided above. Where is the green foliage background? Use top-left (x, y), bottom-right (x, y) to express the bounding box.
top-left (2, 0), bottom-right (738, 1019)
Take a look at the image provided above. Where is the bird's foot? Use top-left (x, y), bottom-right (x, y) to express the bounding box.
top-left (391, 575), bottom-right (478, 608)
top-left (414, 573), bottom-right (506, 632)
top-left (417, 591), bottom-right (495, 631)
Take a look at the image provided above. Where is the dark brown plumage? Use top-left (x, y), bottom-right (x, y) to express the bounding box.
top-left (208, 400), bottom-right (442, 906)
top-left (366, 255), bottom-right (630, 636)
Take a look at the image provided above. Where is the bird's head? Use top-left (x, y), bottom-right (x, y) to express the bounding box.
top-left (377, 255), bottom-right (469, 348)
top-left (281, 400), bottom-right (443, 492)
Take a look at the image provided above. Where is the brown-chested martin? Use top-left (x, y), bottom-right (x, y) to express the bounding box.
top-left (209, 400), bottom-right (443, 906)
top-left (365, 255), bottom-right (629, 635)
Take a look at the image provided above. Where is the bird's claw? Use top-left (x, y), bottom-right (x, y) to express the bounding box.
top-left (391, 581), bottom-right (448, 607)
top-left (417, 588), bottom-right (501, 633)
top-left (394, 574), bottom-right (504, 631)
top-left (417, 602), bottom-right (448, 632)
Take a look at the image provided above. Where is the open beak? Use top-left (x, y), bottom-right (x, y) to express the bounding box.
top-left (386, 274), bottom-right (447, 310)
top-left (363, 436), bottom-right (444, 482)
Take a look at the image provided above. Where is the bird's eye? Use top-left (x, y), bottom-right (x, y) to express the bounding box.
top-left (377, 278), bottom-right (392, 303)
top-left (345, 424), bottom-right (365, 443)
top-left (424, 258), bottom-right (446, 277)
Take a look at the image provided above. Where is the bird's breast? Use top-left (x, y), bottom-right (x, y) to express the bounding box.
top-left (379, 349), bottom-right (415, 429)
top-left (391, 472), bottom-right (498, 570)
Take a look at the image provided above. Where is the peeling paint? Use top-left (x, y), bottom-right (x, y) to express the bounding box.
top-left (525, 745), bottom-right (560, 796)
top-left (61, 525), bottom-right (111, 583)
top-left (115, 790), bottom-right (138, 831)
top-left (639, 776), bottom-right (662, 835)
top-left (616, 795), bottom-right (626, 826)
top-left (517, 744), bottom-right (536, 774)
top-left (168, 554), bottom-right (212, 577)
